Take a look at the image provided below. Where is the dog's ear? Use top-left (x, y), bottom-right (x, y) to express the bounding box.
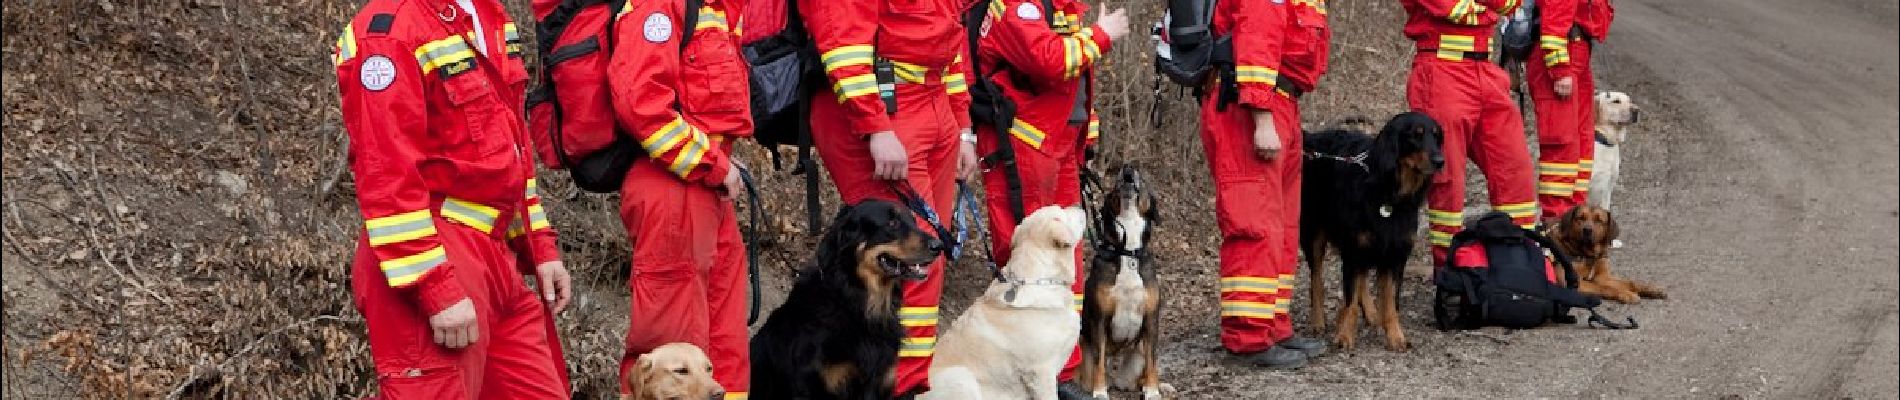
top-left (1048, 210), bottom-right (1081, 249)
top-left (1600, 208), bottom-right (1619, 241)
top-left (623, 353), bottom-right (654, 400)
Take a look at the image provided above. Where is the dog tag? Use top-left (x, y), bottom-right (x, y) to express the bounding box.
top-left (1379, 205), bottom-right (1393, 218)
top-left (1003, 284), bottom-right (1019, 303)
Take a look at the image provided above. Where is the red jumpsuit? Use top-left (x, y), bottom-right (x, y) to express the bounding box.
top-left (1207, 0), bottom-right (1330, 354)
top-left (973, 0), bottom-right (1113, 380)
top-left (799, 0), bottom-right (972, 394)
top-left (606, 0), bottom-right (753, 398)
top-left (333, 0), bottom-right (568, 397)
top-left (1529, 0), bottom-right (1614, 220)
top-left (1401, 0), bottom-right (1539, 264)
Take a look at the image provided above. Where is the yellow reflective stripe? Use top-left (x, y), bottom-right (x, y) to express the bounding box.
top-left (1072, 293), bottom-right (1085, 312)
top-left (382, 246), bottom-right (447, 287)
top-left (1539, 35), bottom-right (1568, 50)
top-left (1061, 37), bottom-right (1082, 80)
top-left (833, 73), bottom-right (879, 101)
top-left (1087, 118), bottom-right (1100, 140)
top-left (1537, 162), bottom-right (1580, 176)
top-left (1079, 32), bottom-right (1102, 64)
top-left (1498, 0), bottom-right (1519, 14)
top-left (1008, 118), bottom-right (1048, 149)
top-left (527, 203), bottom-right (550, 230)
top-left (944, 73), bottom-right (968, 95)
top-left (1538, 182), bottom-right (1577, 195)
top-left (1447, 0), bottom-right (1489, 25)
top-left (696, 7), bottom-right (729, 31)
top-left (988, 0), bottom-right (1007, 17)
top-left (1544, 49), bottom-right (1572, 66)
top-left (365, 210), bottom-right (436, 246)
top-left (414, 36), bottom-right (477, 75)
top-left (1429, 230), bottom-right (1454, 247)
top-left (898, 336), bottom-right (936, 357)
top-left (889, 60), bottom-right (927, 84)
top-left (821, 45), bottom-right (875, 74)
top-left (1235, 65), bottom-right (1279, 84)
top-left (724, 393), bottom-right (748, 400)
top-left (669, 133), bottom-right (711, 177)
top-left (524, 178), bottom-right (540, 199)
top-left (1219, 299), bottom-right (1289, 319)
top-left (1427, 209), bottom-right (1464, 226)
top-left (899, 306), bottom-right (940, 327)
top-left (1579, 159), bottom-right (1594, 170)
top-left (334, 24), bottom-right (357, 66)
top-left (1575, 179), bottom-right (1592, 191)
top-left (1439, 34), bottom-right (1477, 52)
top-left (1220, 276), bottom-right (1285, 294)
top-left (440, 198), bottom-right (501, 233)
top-left (1495, 202), bottom-right (1538, 220)
top-left (641, 117), bottom-right (691, 154)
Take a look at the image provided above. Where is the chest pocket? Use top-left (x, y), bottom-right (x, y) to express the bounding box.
top-left (441, 71), bottom-right (516, 160)
top-left (679, 27), bottom-right (747, 116)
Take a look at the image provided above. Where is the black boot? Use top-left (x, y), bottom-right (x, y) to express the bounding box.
top-left (1246, 345), bottom-right (1311, 369)
top-left (1275, 336), bottom-right (1328, 358)
top-left (1057, 380), bottom-right (1097, 400)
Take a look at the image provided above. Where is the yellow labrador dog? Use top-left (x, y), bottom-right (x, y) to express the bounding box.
top-left (623, 343), bottom-right (724, 400)
top-left (1589, 91), bottom-right (1641, 211)
top-left (923, 206), bottom-right (1088, 400)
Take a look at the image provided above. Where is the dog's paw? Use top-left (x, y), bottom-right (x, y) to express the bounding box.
top-left (1332, 331), bottom-right (1357, 352)
top-left (1140, 383), bottom-right (1175, 400)
top-left (1611, 292), bottom-right (1641, 304)
top-left (1640, 290), bottom-right (1668, 300)
top-left (1384, 335), bottom-right (1411, 352)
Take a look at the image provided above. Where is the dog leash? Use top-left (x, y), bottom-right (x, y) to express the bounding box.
top-left (1305, 150), bottom-right (1371, 173)
top-left (739, 166), bottom-right (764, 325)
top-left (888, 181), bottom-right (961, 264)
top-left (952, 181), bottom-right (1005, 280)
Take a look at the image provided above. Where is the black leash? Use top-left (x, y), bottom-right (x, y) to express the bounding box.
top-left (738, 166), bottom-right (764, 325)
top-left (888, 181), bottom-right (960, 264)
top-left (952, 180), bottom-right (1004, 280)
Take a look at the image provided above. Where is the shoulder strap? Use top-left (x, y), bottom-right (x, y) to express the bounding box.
top-left (1526, 230), bottom-right (1579, 290)
top-left (965, 1), bottom-right (1027, 222)
top-left (681, 0), bottom-right (703, 50)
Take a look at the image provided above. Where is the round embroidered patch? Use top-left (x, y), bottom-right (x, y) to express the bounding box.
top-left (1016, 2), bottom-right (1042, 21)
top-left (359, 55), bottom-right (396, 92)
top-left (643, 12), bottom-right (673, 43)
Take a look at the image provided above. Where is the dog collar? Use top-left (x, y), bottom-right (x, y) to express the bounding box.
top-left (1306, 150), bottom-right (1371, 172)
top-left (999, 277), bottom-right (1075, 304)
top-left (1595, 130), bottom-right (1615, 147)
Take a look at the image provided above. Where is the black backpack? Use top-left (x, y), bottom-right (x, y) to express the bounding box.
top-left (1433, 212), bottom-right (1637, 330)
top-left (737, 0), bottom-right (828, 230)
top-left (1495, 0), bottom-right (1539, 65)
top-left (527, 0), bottom-right (705, 193)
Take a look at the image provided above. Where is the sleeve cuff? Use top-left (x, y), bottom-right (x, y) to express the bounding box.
top-left (1091, 26), bottom-right (1114, 53)
top-left (412, 267), bottom-right (469, 316)
top-left (848, 109), bottom-right (895, 136)
top-left (1238, 85), bottom-right (1279, 110)
top-left (699, 149), bottom-right (733, 187)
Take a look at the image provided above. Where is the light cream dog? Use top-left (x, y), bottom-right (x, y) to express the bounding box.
top-left (1590, 91), bottom-right (1641, 211)
top-left (622, 342), bottom-right (724, 400)
top-left (922, 206), bottom-right (1088, 400)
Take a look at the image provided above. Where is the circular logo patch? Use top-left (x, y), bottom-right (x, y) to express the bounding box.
top-left (643, 12), bottom-right (673, 43)
top-left (1016, 2), bottom-right (1042, 21)
top-left (359, 55), bottom-right (396, 92)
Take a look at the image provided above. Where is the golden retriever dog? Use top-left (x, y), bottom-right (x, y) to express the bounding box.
top-left (1589, 91), bottom-right (1641, 211)
top-left (623, 343), bottom-right (724, 400)
top-left (1547, 205), bottom-right (1667, 304)
top-left (921, 206), bottom-right (1088, 400)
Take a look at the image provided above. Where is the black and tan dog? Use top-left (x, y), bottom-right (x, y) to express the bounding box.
top-left (1300, 112), bottom-right (1444, 352)
top-left (1547, 204), bottom-right (1666, 304)
top-left (1077, 166), bottom-right (1170, 400)
top-left (750, 200), bottom-right (942, 400)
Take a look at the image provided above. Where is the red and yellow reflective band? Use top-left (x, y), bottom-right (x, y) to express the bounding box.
top-left (723, 393), bottom-right (748, 400)
top-left (1072, 293), bottom-right (1085, 312)
top-left (831, 73), bottom-right (879, 101)
top-left (1235, 65), bottom-right (1280, 84)
top-left (441, 197), bottom-right (502, 233)
top-left (1436, 34), bottom-right (1478, 61)
top-left (1447, 0), bottom-right (1490, 25)
top-left (503, 23), bottom-right (523, 57)
top-left (383, 245), bottom-right (447, 287)
top-left (365, 209), bottom-right (435, 246)
top-left (1537, 181), bottom-right (1577, 196)
top-left (898, 336), bottom-right (937, 358)
top-left (1293, 0), bottom-right (1329, 15)
top-left (899, 306), bottom-right (940, 327)
top-left (334, 23), bottom-right (358, 66)
top-left (1007, 118), bottom-right (1049, 149)
top-left (1219, 276), bottom-right (1287, 295)
top-left (1219, 298), bottom-right (1291, 319)
top-left (1086, 117), bottom-right (1101, 140)
top-left (1537, 162), bottom-right (1579, 177)
top-left (695, 6), bottom-right (729, 32)
top-left (640, 117), bottom-right (695, 156)
top-left (1428, 209), bottom-right (1463, 247)
top-left (945, 72), bottom-right (968, 95)
top-left (821, 45), bottom-right (875, 75)
top-left (1496, 202), bottom-right (1538, 229)
top-left (667, 131), bottom-right (712, 178)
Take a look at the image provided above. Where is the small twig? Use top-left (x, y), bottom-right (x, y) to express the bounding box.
top-left (0, 220), bottom-right (108, 316)
top-left (1457, 330), bottom-right (1514, 344)
top-left (162, 315), bottom-right (350, 400)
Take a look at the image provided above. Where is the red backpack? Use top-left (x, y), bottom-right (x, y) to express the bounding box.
top-left (526, 0), bottom-right (701, 193)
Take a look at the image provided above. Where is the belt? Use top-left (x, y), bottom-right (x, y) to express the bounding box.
top-left (1419, 48), bottom-right (1490, 61)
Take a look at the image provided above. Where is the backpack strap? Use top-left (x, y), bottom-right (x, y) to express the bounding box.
top-left (964, 1), bottom-right (1027, 222)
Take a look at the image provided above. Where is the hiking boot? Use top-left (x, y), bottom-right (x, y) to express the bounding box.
top-left (1246, 345), bottom-right (1310, 369)
top-left (1057, 381), bottom-right (1097, 400)
top-left (1275, 336), bottom-right (1328, 358)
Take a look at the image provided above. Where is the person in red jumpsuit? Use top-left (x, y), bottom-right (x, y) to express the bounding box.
top-left (333, 0), bottom-right (574, 397)
top-left (972, 0), bottom-right (1129, 389)
top-left (1201, 0), bottom-right (1332, 369)
top-left (799, 0), bottom-right (981, 395)
top-left (606, 0), bottom-right (752, 398)
top-left (1530, 0), bottom-right (1614, 221)
top-left (1401, 0), bottom-right (1540, 263)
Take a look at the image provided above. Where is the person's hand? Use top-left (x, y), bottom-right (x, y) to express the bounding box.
top-left (957, 130), bottom-right (980, 182)
top-left (429, 299), bottom-right (479, 349)
top-left (1097, 8), bottom-right (1131, 42)
top-left (718, 160), bottom-right (745, 199)
top-left (533, 261), bottom-right (573, 314)
top-left (1252, 111), bottom-right (1283, 161)
top-left (867, 131), bottom-right (908, 181)
top-left (1554, 76), bottom-right (1576, 97)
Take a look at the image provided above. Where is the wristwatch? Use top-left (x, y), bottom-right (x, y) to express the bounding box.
top-left (960, 130), bottom-right (978, 144)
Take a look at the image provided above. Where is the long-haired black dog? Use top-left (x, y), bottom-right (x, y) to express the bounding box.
top-left (1300, 112), bottom-right (1444, 352)
top-left (751, 200), bottom-right (942, 400)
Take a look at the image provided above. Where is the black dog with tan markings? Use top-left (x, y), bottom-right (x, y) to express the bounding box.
top-left (750, 200), bottom-right (942, 400)
top-left (1078, 166), bottom-right (1171, 400)
top-left (1300, 112), bottom-right (1445, 352)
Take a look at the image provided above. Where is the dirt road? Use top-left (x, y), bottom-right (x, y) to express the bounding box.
top-left (1140, 0), bottom-right (1899, 398)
